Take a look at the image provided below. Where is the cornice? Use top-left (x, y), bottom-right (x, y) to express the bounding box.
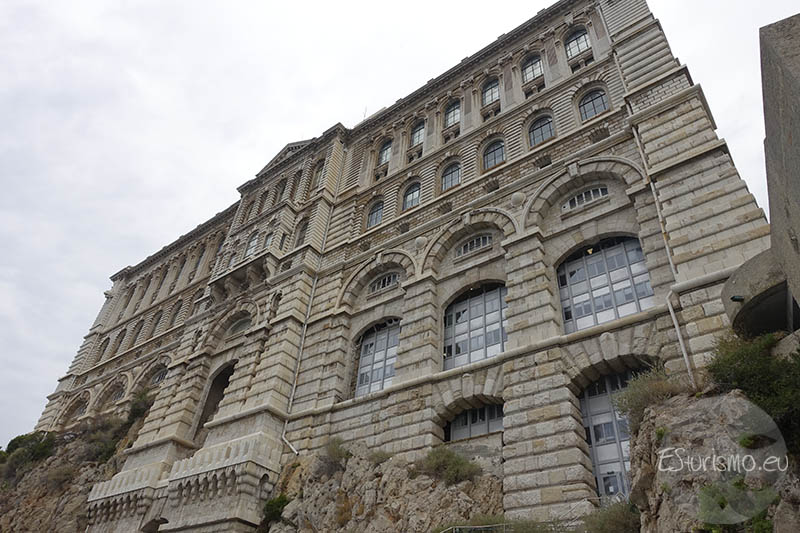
top-left (111, 203), bottom-right (238, 282)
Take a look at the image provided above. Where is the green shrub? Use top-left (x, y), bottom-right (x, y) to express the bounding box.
top-left (1, 432), bottom-right (55, 481)
top-left (127, 389), bottom-right (155, 425)
top-left (414, 447), bottom-right (482, 486)
top-left (324, 438), bottom-right (352, 463)
top-left (46, 464), bottom-right (77, 489)
top-left (611, 366), bottom-right (690, 435)
top-left (367, 450), bottom-right (391, 466)
top-left (262, 493), bottom-right (290, 524)
top-left (0, 448), bottom-right (6, 464)
top-left (581, 501), bottom-right (640, 533)
top-left (708, 333), bottom-right (800, 454)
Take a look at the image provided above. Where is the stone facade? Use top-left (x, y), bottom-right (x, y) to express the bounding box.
top-left (35, 0), bottom-right (770, 530)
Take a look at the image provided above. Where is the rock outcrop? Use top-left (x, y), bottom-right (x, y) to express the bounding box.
top-left (266, 442), bottom-right (503, 533)
top-left (0, 418), bottom-right (144, 533)
top-left (630, 391), bottom-right (800, 533)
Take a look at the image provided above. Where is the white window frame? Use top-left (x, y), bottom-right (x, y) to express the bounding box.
top-left (355, 319), bottom-right (400, 397)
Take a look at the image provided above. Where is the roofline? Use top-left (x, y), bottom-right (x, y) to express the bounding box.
top-left (110, 202), bottom-right (239, 281)
top-left (346, 0), bottom-right (578, 137)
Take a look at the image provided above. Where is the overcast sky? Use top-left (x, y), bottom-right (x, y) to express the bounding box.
top-left (0, 0), bottom-right (796, 449)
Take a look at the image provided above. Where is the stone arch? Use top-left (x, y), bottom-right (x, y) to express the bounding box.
top-left (524, 157), bottom-right (645, 228)
top-left (132, 354), bottom-right (173, 392)
top-left (561, 326), bottom-right (662, 395)
top-left (57, 389), bottom-right (92, 428)
top-left (189, 360), bottom-right (238, 448)
top-left (197, 299), bottom-right (260, 353)
top-left (430, 364), bottom-right (505, 427)
top-left (421, 209), bottom-right (517, 274)
top-left (336, 249), bottom-right (417, 310)
top-left (94, 374), bottom-right (131, 412)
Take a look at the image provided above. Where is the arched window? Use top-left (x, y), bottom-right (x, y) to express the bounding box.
top-left (155, 268), bottom-right (169, 297)
top-left (148, 311), bottom-right (163, 338)
top-left (481, 79), bottom-right (500, 107)
top-left (529, 116), bottom-right (555, 146)
top-left (444, 404), bottom-right (504, 442)
top-left (191, 289), bottom-right (204, 315)
top-left (151, 367), bottom-right (168, 385)
top-left (442, 163), bottom-right (461, 191)
top-left (227, 317), bottom-right (251, 336)
top-left (521, 55), bottom-right (543, 83)
top-left (369, 272), bottom-right (399, 294)
top-left (96, 338), bottom-right (110, 363)
top-left (227, 253), bottom-right (236, 268)
top-left (377, 140), bottom-right (392, 166)
top-left (295, 221), bottom-right (308, 248)
top-left (410, 121), bottom-right (425, 147)
top-left (174, 255), bottom-right (187, 285)
top-left (579, 90), bottom-right (609, 121)
top-left (455, 234), bottom-right (492, 257)
top-left (259, 189), bottom-right (271, 213)
top-left (193, 364), bottom-right (235, 447)
top-left (110, 329), bottom-right (127, 357)
top-left (264, 233), bottom-right (273, 249)
top-left (565, 28), bottom-right (591, 59)
top-left (483, 140), bottom-right (505, 170)
top-left (562, 186), bottom-right (608, 211)
top-left (193, 245), bottom-right (206, 272)
top-left (367, 202), bottom-right (383, 229)
top-left (241, 201), bottom-right (254, 223)
top-left (443, 283), bottom-right (508, 370)
top-left (168, 300), bottom-right (183, 328)
top-left (444, 100), bottom-right (461, 128)
top-left (402, 182), bottom-right (421, 210)
top-left (274, 180), bottom-right (287, 205)
top-left (129, 320), bottom-right (145, 348)
top-left (110, 386), bottom-right (125, 403)
top-left (245, 233), bottom-right (259, 258)
top-left (580, 371), bottom-right (633, 498)
top-left (558, 237), bottom-right (654, 333)
top-left (355, 319), bottom-right (400, 397)
top-left (311, 161), bottom-right (324, 192)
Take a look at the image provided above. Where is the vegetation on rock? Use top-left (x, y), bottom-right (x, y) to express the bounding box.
top-left (413, 446), bottom-right (482, 486)
top-left (708, 333), bottom-right (800, 454)
top-left (611, 366), bottom-right (691, 434)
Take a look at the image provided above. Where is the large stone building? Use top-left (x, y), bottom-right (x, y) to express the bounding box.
top-left (35, 0), bottom-right (771, 530)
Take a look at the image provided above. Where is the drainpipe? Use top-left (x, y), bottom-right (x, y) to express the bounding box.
top-left (281, 146), bottom-right (343, 455)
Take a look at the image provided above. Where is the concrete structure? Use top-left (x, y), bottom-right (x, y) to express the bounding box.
top-left (36, 0), bottom-right (770, 530)
top-left (723, 13), bottom-right (799, 337)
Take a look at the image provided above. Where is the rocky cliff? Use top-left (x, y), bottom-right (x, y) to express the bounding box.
top-left (630, 391), bottom-right (800, 533)
top-left (264, 442), bottom-right (503, 533)
top-left (0, 417), bottom-right (144, 533)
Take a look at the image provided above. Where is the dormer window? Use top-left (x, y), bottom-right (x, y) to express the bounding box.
top-left (481, 79), bottom-right (500, 106)
top-left (565, 28), bottom-right (591, 60)
top-left (369, 272), bottom-right (399, 294)
top-left (377, 140), bottom-right (392, 166)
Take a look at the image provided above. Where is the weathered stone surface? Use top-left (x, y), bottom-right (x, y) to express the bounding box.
top-left (631, 391), bottom-right (799, 533)
top-left (267, 442), bottom-right (502, 533)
